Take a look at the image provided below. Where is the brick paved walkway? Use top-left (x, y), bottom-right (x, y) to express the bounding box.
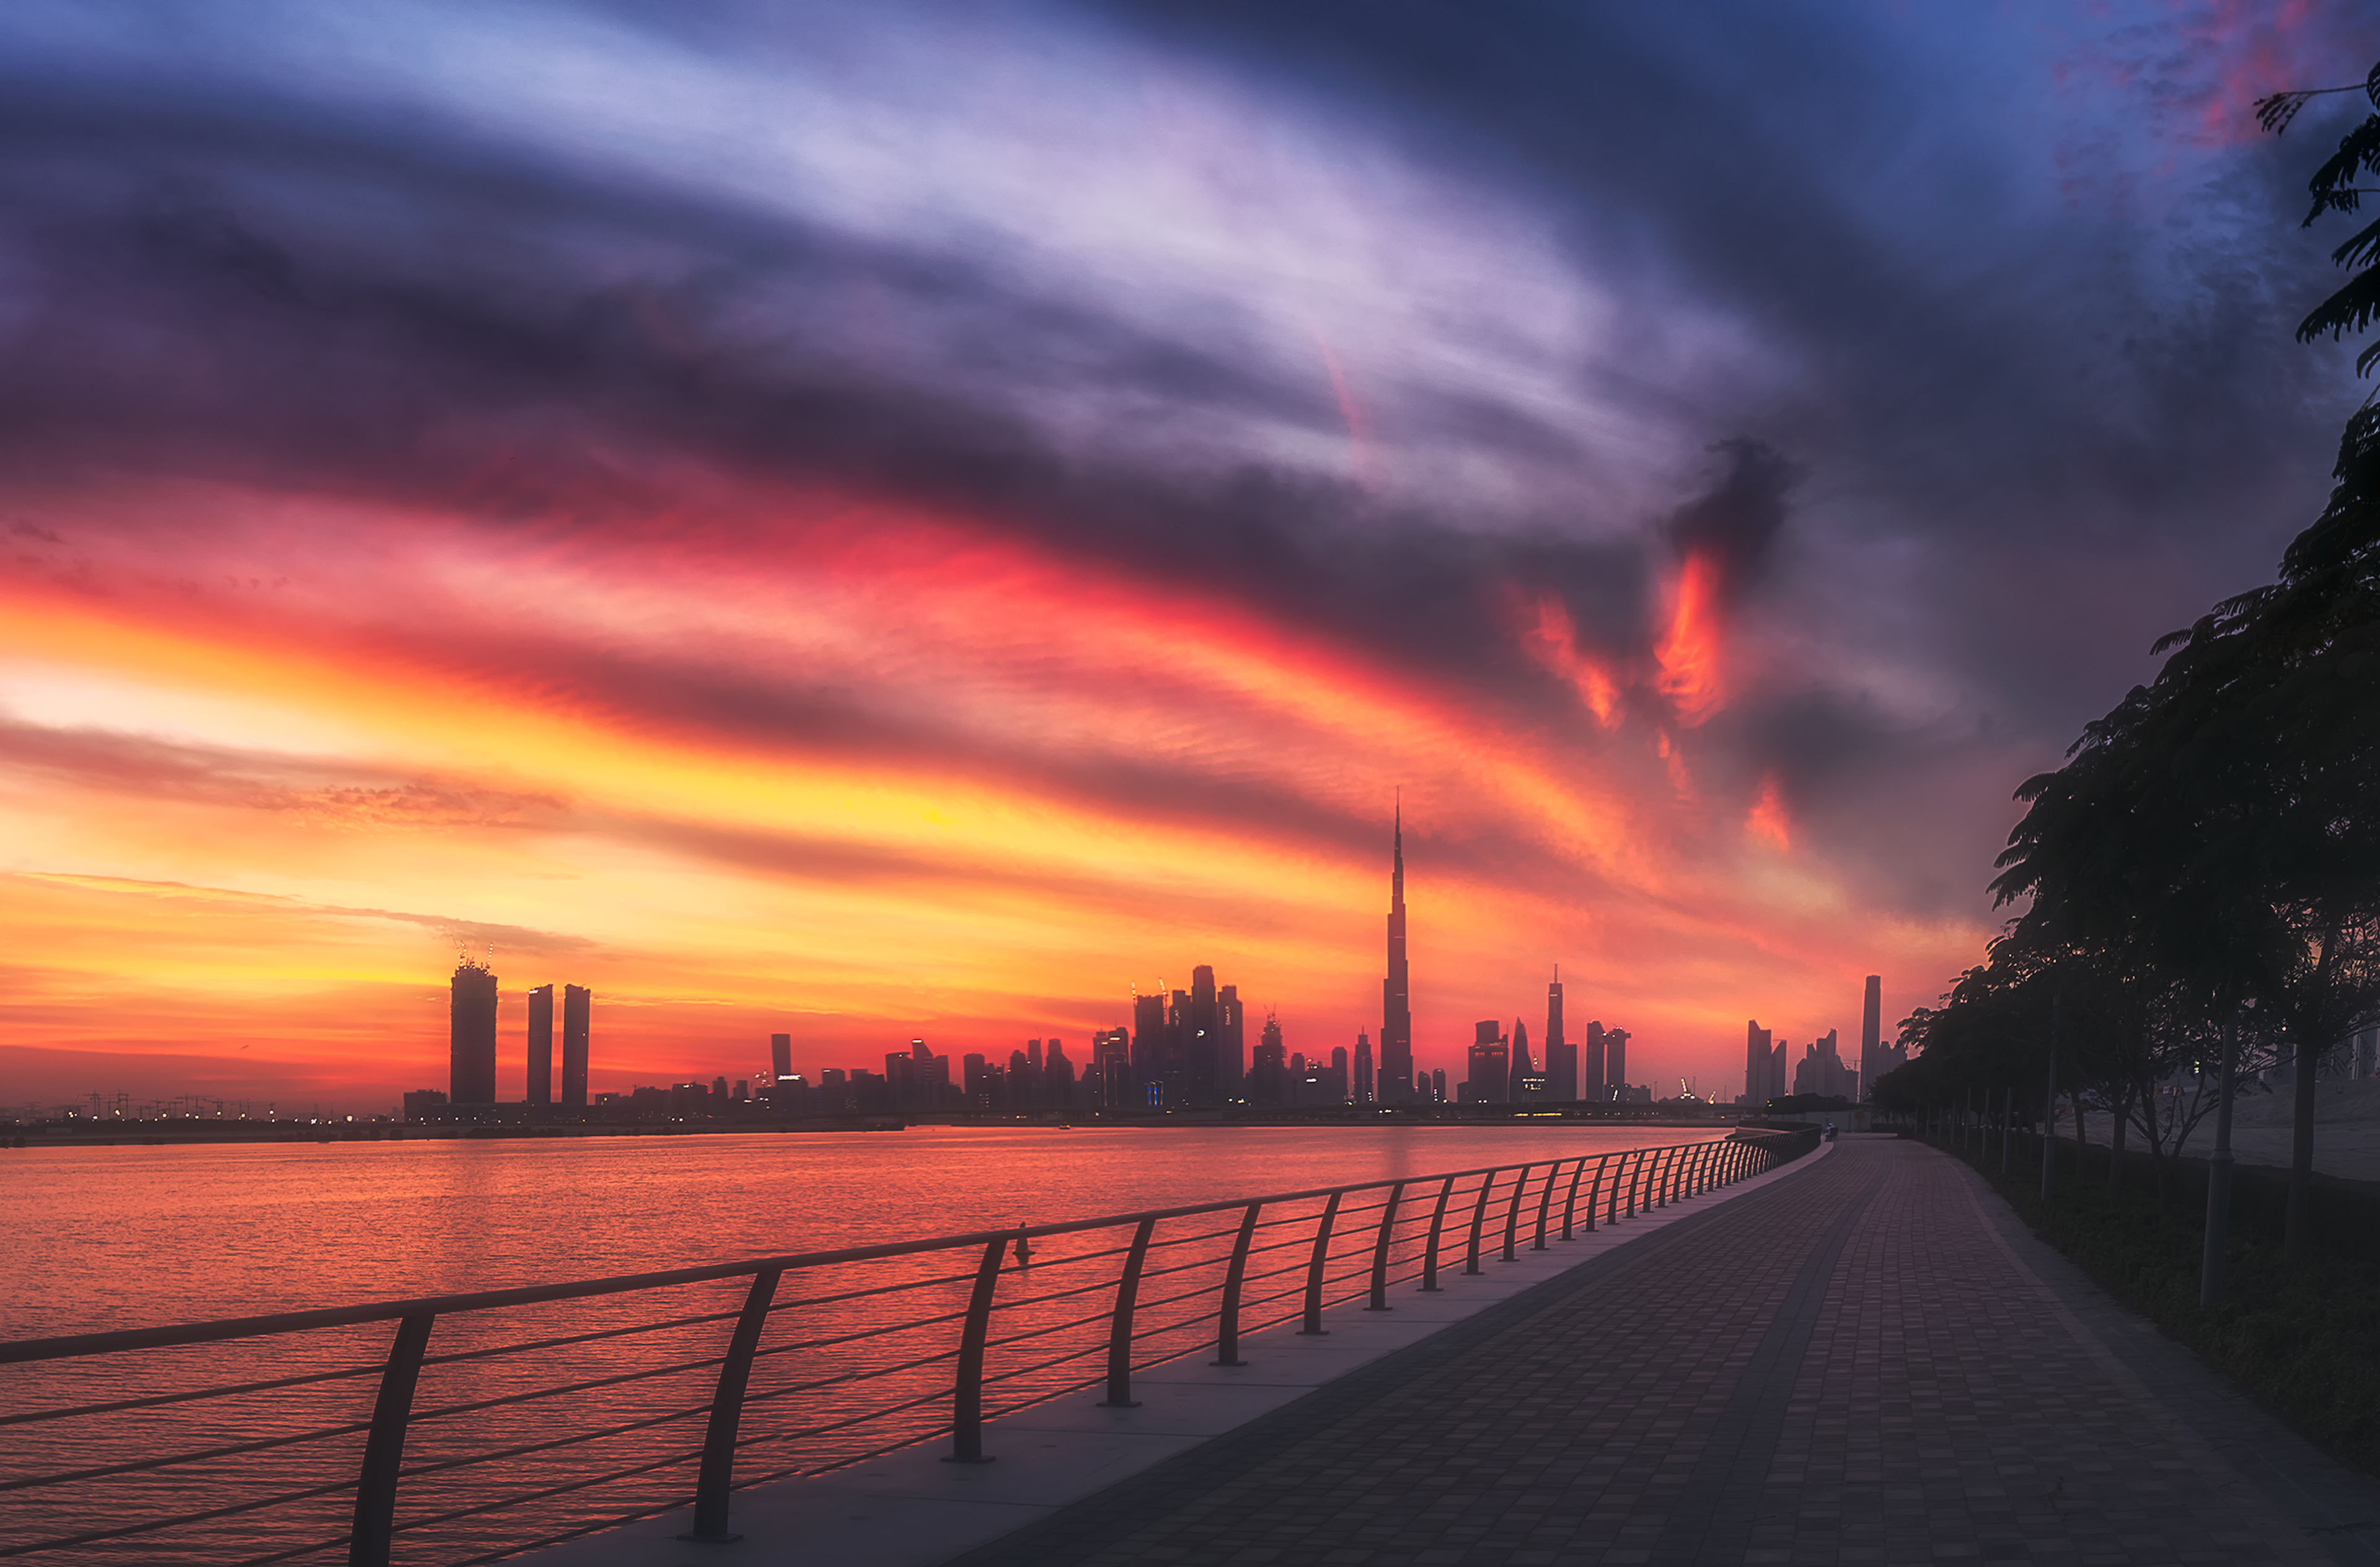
top-left (943, 1137), bottom-right (2380, 1566)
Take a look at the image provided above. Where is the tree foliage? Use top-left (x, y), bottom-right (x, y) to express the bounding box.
top-left (1899, 55), bottom-right (2380, 1255)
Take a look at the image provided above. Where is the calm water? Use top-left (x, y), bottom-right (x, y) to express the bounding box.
top-left (3, 1123), bottom-right (1713, 1338)
top-left (1, 1124), bottom-right (1720, 1566)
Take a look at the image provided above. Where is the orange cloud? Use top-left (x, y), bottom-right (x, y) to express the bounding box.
top-left (1746, 773), bottom-right (1791, 852)
top-left (1654, 552), bottom-right (1724, 724)
top-left (1509, 588), bottom-right (1620, 728)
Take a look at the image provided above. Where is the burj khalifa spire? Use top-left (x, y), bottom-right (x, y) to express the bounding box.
top-left (1379, 797), bottom-right (1414, 1102)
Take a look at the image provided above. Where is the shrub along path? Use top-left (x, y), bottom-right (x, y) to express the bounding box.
top-left (944, 1137), bottom-right (2380, 1566)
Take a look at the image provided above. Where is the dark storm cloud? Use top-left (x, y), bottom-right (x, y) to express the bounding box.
top-left (0, 76), bottom-right (1649, 701)
top-left (1664, 438), bottom-right (1799, 600)
top-left (1094, 1), bottom-right (2366, 645)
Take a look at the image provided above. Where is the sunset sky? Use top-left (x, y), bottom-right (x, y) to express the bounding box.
top-left (1, 2), bottom-right (2371, 1113)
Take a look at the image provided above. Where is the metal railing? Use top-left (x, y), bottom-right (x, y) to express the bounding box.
top-left (0, 1128), bottom-right (1812, 1566)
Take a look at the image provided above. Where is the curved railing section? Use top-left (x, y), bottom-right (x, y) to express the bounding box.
top-left (0, 1127), bottom-right (1817, 1566)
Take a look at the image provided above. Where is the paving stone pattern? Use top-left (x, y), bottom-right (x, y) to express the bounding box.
top-left (942, 1138), bottom-right (2380, 1566)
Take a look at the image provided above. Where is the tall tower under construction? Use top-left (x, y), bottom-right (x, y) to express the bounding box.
top-left (562, 984), bottom-right (591, 1108)
top-left (449, 957), bottom-right (498, 1105)
top-left (1378, 800), bottom-right (1414, 1101)
top-left (527, 984), bottom-right (554, 1105)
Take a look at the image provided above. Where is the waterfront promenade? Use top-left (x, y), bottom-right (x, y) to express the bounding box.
top-left (945, 1137), bottom-right (2380, 1566)
top-left (543, 1136), bottom-right (2380, 1565)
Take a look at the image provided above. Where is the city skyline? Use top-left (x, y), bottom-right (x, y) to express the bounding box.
top-left (391, 813), bottom-right (1865, 1117)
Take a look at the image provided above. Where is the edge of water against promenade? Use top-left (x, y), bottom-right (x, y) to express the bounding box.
top-left (516, 1139), bottom-right (1835, 1567)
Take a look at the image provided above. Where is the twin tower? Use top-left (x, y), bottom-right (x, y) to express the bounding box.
top-left (449, 958), bottom-right (591, 1107)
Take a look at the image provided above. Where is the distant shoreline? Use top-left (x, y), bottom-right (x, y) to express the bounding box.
top-left (2, 1106), bottom-right (1762, 1148)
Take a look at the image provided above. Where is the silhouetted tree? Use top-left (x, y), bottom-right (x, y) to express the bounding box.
top-left (1978, 55), bottom-right (2380, 1261)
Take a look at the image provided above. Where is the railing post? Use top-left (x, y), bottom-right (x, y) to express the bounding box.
top-left (1659, 1144), bottom-right (1681, 1206)
top-left (1621, 1149), bottom-right (1646, 1219)
top-left (1419, 1175), bottom-right (1455, 1292)
top-left (1365, 1181), bottom-right (1405, 1310)
top-left (1298, 1191), bottom-right (1343, 1335)
top-left (1098, 1217), bottom-right (1157, 1407)
top-left (1608, 1150), bottom-right (1629, 1225)
top-left (1212, 1201), bottom-right (1261, 1366)
top-left (1501, 1163), bottom-right (1529, 1261)
top-left (1561, 1157), bottom-right (1589, 1238)
top-left (348, 1311), bottom-right (434, 1567)
top-left (682, 1269), bottom-right (781, 1543)
top-left (1533, 1160), bottom-right (1561, 1250)
top-left (1463, 1170), bottom-right (1496, 1275)
top-left (946, 1235), bottom-right (1009, 1463)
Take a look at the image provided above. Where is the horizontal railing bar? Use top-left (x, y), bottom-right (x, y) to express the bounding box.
top-left (1113, 1250), bottom-right (1238, 1289)
top-left (728, 1399), bottom-right (958, 1489)
top-left (389, 1442), bottom-right (703, 1536)
top-left (226, 1527), bottom-right (352, 1567)
top-left (0, 1413), bottom-right (372, 1493)
top-left (3, 1154), bottom-right (1646, 1363)
top-left (0, 1469), bottom-right (358, 1558)
top-left (0, 1356), bottom-right (388, 1429)
top-left (975, 1341), bottom-right (1108, 1388)
top-left (397, 1398), bottom-right (713, 1481)
top-left (732, 1380), bottom-right (961, 1452)
top-left (410, 1303), bottom-right (746, 1373)
top-left (445, 1493), bottom-right (690, 1567)
top-left (405, 1349), bottom-right (726, 1427)
top-left (752, 1304), bottom-right (974, 1361)
top-left (739, 1344), bottom-right (966, 1405)
top-left (978, 1309), bottom-right (1117, 1354)
top-left (766, 1264), bottom-right (987, 1315)
top-left (972, 1273), bottom-right (1138, 1315)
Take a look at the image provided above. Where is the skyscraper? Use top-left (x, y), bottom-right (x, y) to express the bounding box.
top-left (449, 957), bottom-right (498, 1105)
top-left (1507, 1018), bottom-right (1534, 1100)
top-left (770, 1033), bottom-right (793, 1082)
top-left (1603, 1026), bottom-right (1629, 1098)
top-left (562, 984), bottom-right (591, 1108)
top-left (1091, 1026), bottom-right (1130, 1111)
top-left (1184, 965), bottom-right (1222, 1106)
top-left (1465, 1020), bottom-right (1509, 1103)
top-left (1250, 1012), bottom-right (1288, 1105)
top-left (1545, 971), bottom-right (1576, 1101)
top-left (527, 984), bottom-right (553, 1106)
top-left (1379, 801), bottom-right (1414, 1101)
top-left (1217, 984), bottom-right (1245, 1101)
top-left (1354, 1030), bottom-right (1375, 1105)
top-left (1130, 992), bottom-right (1171, 1110)
top-left (1744, 1020), bottom-right (1774, 1105)
top-left (1585, 1022), bottom-right (1608, 1102)
top-left (1858, 974), bottom-right (1882, 1101)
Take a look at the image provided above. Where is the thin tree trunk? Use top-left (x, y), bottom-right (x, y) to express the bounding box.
top-left (2286, 925), bottom-right (2338, 1268)
top-left (2109, 1084), bottom-right (2128, 1193)
top-left (2288, 1033), bottom-right (2319, 1266)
